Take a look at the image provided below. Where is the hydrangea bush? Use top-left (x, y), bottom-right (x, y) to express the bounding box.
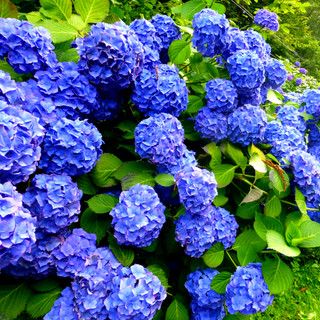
top-left (0, 2), bottom-right (320, 320)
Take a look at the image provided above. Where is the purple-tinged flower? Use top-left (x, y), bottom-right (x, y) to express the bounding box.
top-left (296, 78), bottom-right (302, 86)
top-left (287, 74), bottom-right (294, 81)
top-left (300, 68), bottom-right (307, 75)
top-left (295, 61), bottom-right (301, 67)
top-left (254, 9), bottom-right (279, 32)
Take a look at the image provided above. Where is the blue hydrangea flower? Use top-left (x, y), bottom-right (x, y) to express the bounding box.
top-left (110, 184), bottom-right (166, 247)
top-left (75, 22), bottom-right (144, 90)
top-left (39, 117), bottom-right (103, 176)
top-left (23, 174), bottom-right (83, 234)
top-left (205, 79), bottom-right (238, 113)
top-left (264, 121), bottom-right (286, 145)
top-left (52, 228), bottom-right (97, 278)
top-left (0, 18), bottom-right (57, 74)
top-left (176, 166), bottom-right (217, 213)
top-left (34, 62), bottom-right (99, 119)
top-left (238, 87), bottom-right (262, 107)
top-left (134, 113), bottom-right (185, 165)
top-left (301, 89), bottom-right (320, 118)
top-left (195, 108), bottom-right (229, 143)
top-left (254, 9), bottom-right (279, 31)
top-left (223, 28), bottom-right (249, 61)
top-left (308, 124), bottom-right (320, 143)
top-left (189, 303), bottom-right (226, 320)
top-left (132, 64), bottom-right (188, 117)
top-left (0, 182), bottom-right (36, 270)
top-left (243, 30), bottom-right (269, 62)
top-left (0, 101), bottom-right (45, 185)
top-left (192, 9), bottom-right (230, 58)
top-left (287, 74), bottom-right (294, 81)
top-left (296, 78), bottom-right (302, 86)
top-left (44, 287), bottom-right (78, 320)
top-left (225, 263), bottom-right (274, 315)
top-left (150, 14), bottom-right (181, 63)
top-left (227, 50), bottom-right (265, 92)
top-left (308, 141), bottom-right (320, 162)
top-left (104, 264), bottom-right (167, 320)
top-left (265, 59), bottom-right (287, 89)
top-left (227, 105), bottom-right (267, 146)
top-left (295, 61), bottom-right (301, 67)
top-left (0, 70), bottom-right (22, 106)
top-left (277, 104), bottom-right (306, 134)
top-left (72, 247), bottom-right (122, 320)
top-left (300, 68), bottom-right (307, 75)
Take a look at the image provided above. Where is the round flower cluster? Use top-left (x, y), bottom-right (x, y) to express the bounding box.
top-left (301, 89), bottom-right (320, 118)
top-left (23, 174), bottom-right (83, 234)
top-left (277, 104), bottom-right (306, 134)
top-left (254, 9), bottom-right (279, 31)
top-left (243, 29), bottom-right (269, 62)
top-left (223, 27), bottom-right (249, 60)
top-left (225, 263), bottom-right (274, 315)
top-left (265, 59), bottom-right (287, 89)
top-left (185, 268), bottom-right (226, 319)
top-left (0, 18), bottom-right (57, 74)
top-left (0, 182), bottom-right (36, 270)
top-left (0, 70), bottom-right (22, 106)
top-left (132, 64), bottom-right (188, 117)
top-left (192, 8), bottom-right (230, 58)
top-left (75, 22), bottom-right (144, 90)
top-left (300, 68), bottom-right (307, 75)
top-left (0, 101), bottom-right (45, 185)
top-left (39, 117), bottom-right (103, 176)
top-left (110, 184), bottom-right (166, 247)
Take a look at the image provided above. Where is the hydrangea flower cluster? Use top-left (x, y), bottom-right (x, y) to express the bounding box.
top-left (23, 174), bottom-right (82, 234)
top-left (277, 104), bottom-right (306, 134)
top-left (0, 18), bottom-right (57, 74)
top-left (132, 64), bottom-right (188, 117)
top-left (225, 263), bottom-right (274, 315)
top-left (75, 22), bottom-right (144, 90)
top-left (265, 59), bottom-right (287, 89)
top-left (243, 29), bottom-right (269, 62)
top-left (301, 89), bottom-right (320, 118)
top-left (254, 9), bottom-right (279, 31)
top-left (0, 70), bottom-right (22, 106)
top-left (110, 184), bottom-right (166, 247)
top-left (185, 268), bottom-right (226, 320)
top-left (0, 101), bottom-right (45, 185)
top-left (223, 27), bottom-right (249, 60)
top-left (192, 9), bottom-right (230, 58)
top-left (39, 117), bottom-right (103, 176)
top-left (0, 182), bottom-right (36, 270)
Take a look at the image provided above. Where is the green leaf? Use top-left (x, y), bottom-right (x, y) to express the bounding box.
top-left (141, 239), bottom-right (158, 253)
top-left (74, 0), bottom-right (109, 24)
top-left (203, 142), bottom-right (222, 169)
top-left (121, 172), bottom-right (155, 190)
top-left (237, 244), bottom-right (257, 266)
top-left (269, 168), bottom-right (289, 193)
top-left (236, 201), bottom-right (260, 220)
top-left (262, 258), bottom-right (293, 294)
top-left (153, 310), bottom-right (165, 320)
top-left (35, 20), bottom-right (78, 43)
top-left (267, 89), bottom-right (283, 104)
top-left (241, 188), bottom-right (263, 204)
top-left (165, 299), bottom-right (189, 320)
top-left (295, 187), bottom-right (307, 214)
top-left (0, 0), bottom-right (18, 18)
top-left (265, 194), bottom-right (282, 217)
top-left (168, 40), bottom-right (191, 64)
top-left (202, 242), bottom-right (224, 268)
top-left (285, 211), bottom-right (310, 228)
top-left (113, 161), bottom-right (153, 181)
top-left (0, 283), bottom-right (32, 319)
top-left (87, 194), bottom-right (118, 214)
top-left (266, 230), bottom-right (301, 256)
top-left (285, 222), bottom-right (302, 246)
top-left (213, 194), bottom-right (228, 207)
top-left (249, 153), bottom-right (267, 173)
top-left (147, 265), bottom-right (170, 290)
top-left (295, 221), bottom-right (320, 248)
top-left (91, 153), bottom-right (123, 187)
top-left (40, 0), bottom-right (72, 21)
top-left (80, 208), bottom-right (109, 243)
top-left (69, 14), bottom-right (86, 30)
top-left (56, 48), bottom-right (80, 63)
top-left (232, 229), bottom-right (266, 252)
top-left (76, 174), bottom-right (99, 195)
top-left (212, 164), bottom-right (237, 188)
top-left (0, 60), bottom-right (23, 81)
top-left (26, 288), bottom-right (62, 318)
top-left (187, 95), bottom-right (204, 114)
top-left (31, 278), bottom-right (60, 292)
top-left (254, 213), bottom-right (284, 241)
top-left (108, 234), bottom-right (134, 267)
top-left (155, 174), bottom-right (175, 187)
top-left (221, 141), bottom-right (247, 169)
top-left (103, 13), bottom-right (121, 24)
top-left (181, 0), bottom-right (206, 19)
top-left (210, 271), bottom-right (232, 294)
top-left (208, 2), bottom-right (226, 14)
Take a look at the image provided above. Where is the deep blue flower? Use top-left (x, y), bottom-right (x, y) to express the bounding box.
top-left (110, 184), bottom-right (166, 247)
top-left (308, 124), bottom-right (320, 143)
top-left (254, 9), bottom-right (279, 31)
top-left (192, 9), bottom-right (229, 58)
top-left (301, 89), bottom-right (320, 118)
top-left (308, 141), bottom-right (320, 162)
top-left (296, 78), bottom-right (302, 86)
top-left (132, 64), bottom-right (188, 117)
top-left (225, 263), bottom-right (274, 315)
top-left (277, 104), bottom-right (306, 134)
top-left (265, 59), bottom-right (287, 89)
top-left (227, 105), bottom-right (267, 146)
top-left (264, 121), bottom-right (285, 145)
top-left (0, 70), bottom-right (23, 106)
top-left (243, 29), bottom-right (269, 62)
top-left (39, 117), bottom-right (103, 176)
top-left (238, 87), bottom-right (262, 106)
top-left (223, 28), bottom-right (249, 61)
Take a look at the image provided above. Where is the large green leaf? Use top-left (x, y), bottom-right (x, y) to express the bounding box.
top-left (181, 0), bottom-right (206, 19)
top-left (0, 0), bottom-right (18, 18)
top-left (221, 141), bottom-right (247, 169)
top-left (121, 172), bottom-right (155, 190)
top-left (212, 164), bottom-right (237, 188)
top-left (113, 161), bottom-right (153, 181)
top-left (203, 142), bottom-right (222, 169)
top-left (168, 40), bottom-right (191, 64)
top-left (265, 193), bottom-right (282, 217)
top-left (74, 0), bottom-right (109, 24)
top-left (155, 174), bottom-right (175, 187)
top-left (249, 152), bottom-right (267, 173)
top-left (31, 278), bottom-right (60, 293)
top-left (0, 60), bottom-right (23, 81)
top-left (236, 201), bottom-right (261, 220)
top-left (208, 2), bottom-right (226, 14)
top-left (56, 48), bottom-right (80, 63)
top-left (254, 213), bottom-right (284, 241)
top-left (210, 272), bottom-right (232, 294)
top-left (40, 0), bottom-right (72, 21)
top-left (165, 299), bottom-right (188, 320)
top-left (269, 168), bottom-right (289, 193)
top-left (187, 95), bottom-right (204, 114)
top-left (147, 265), bottom-right (170, 290)
top-left (87, 194), bottom-right (118, 214)
top-left (262, 258), bottom-right (293, 294)
top-left (294, 221), bottom-right (320, 248)
top-left (202, 242), bottom-right (224, 268)
top-left (0, 283), bottom-right (32, 319)
top-left (285, 222), bottom-right (302, 246)
top-left (241, 188), bottom-right (263, 204)
top-left (232, 229), bottom-right (266, 252)
top-left (108, 235), bottom-right (134, 267)
top-left (26, 288), bottom-right (62, 318)
top-left (76, 174), bottom-right (99, 195)
top-left (295, 187), bottom-right (307, 214)
top-left (237, 244), bottom-right (257, 266)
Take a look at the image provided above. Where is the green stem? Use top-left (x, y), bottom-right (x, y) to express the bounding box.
top-left (235, 177), bottom-right (268, 195)
top-left (261, 250), bottom-right (276, 254)
top-left (235, 173), bottom-right (256, 179)
top-left (226, 251), bottom-right (238, 269)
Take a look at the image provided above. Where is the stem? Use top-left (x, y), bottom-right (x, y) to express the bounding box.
top-left (261, 250), bottom-right (276, 254)
top-left (226, 251), bottom-right (238, 269)
top-left (235, 177), bottom-right (268, 195)
top-left (235, 173), bottom-right (256, 179)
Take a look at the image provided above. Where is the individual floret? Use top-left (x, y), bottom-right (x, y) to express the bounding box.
top-left (254, 9), bottom-right (279, 32)
top-left (0, 101), bottom-right (45, 185)
top-left (192, 9), bottom-right (229, 58)
top-left (75, 22), bottom-right (144, 90)
top-left (0, 182), bottom-right (36, 270)
top-left (23, 174), bottom-right (82, 234)
top-left (227, 105), bottom-right (267, 146)
top-left (104, 264), bottom-right (167, 320)
top-left (225, 263), bottom-right (274, 315)
top-left (277, 104), bottom-right (306, 134)
top-left (39, 117), bottom-right (103, 176)
top-left (265, 59), bottom-right (287, 89)
top-left (301, 89), bottom-right (320, 118)
top-left (132, 64), bottom-right (188, 117)
top-left (110, 184), bottom-right (166, 247)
